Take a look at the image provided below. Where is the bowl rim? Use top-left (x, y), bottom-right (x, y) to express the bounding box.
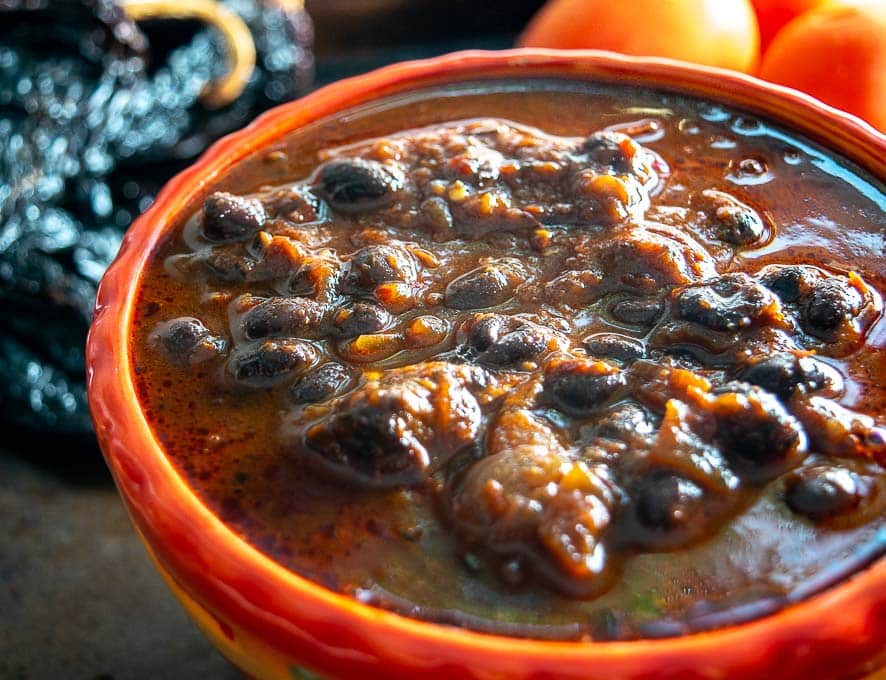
top-left (87, 48), bottom-right (886, 679)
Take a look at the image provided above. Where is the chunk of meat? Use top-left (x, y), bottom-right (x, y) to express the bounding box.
top-left (457, 313), bottom-right (568, 367)
top-left (784, 461), bottom-right (882, 527)
top-left (696, 189), bottom-right (767, 246)
top-left (758, 265), bottom-right (882, 351)
top-left (449, 441), bottom-right (622, 598)
top-left (301, 363), bottom-right (483, 487)
top-left (675, 273), bottom-right (786, 332)
top-left (737, 352), bottom-right (844, 399)
top-left (551, 223), bottom-right (716, 304)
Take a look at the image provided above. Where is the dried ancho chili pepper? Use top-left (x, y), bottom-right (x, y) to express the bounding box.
top-left (0, 0), bottom-right (313, 433)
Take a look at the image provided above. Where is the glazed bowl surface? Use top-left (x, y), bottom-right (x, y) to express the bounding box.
top-left (87, 48), bottom-right (886, 680)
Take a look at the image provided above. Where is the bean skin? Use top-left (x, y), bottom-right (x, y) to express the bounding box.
top-left (445, 262), bottom-right (522, 310)
top-left (201, 191), bottom-right (266, 242)
top-left (738, 353), bottom-right (843, 399)
top-left (330, 303), bottom-right (392, 338)
top-left (290, 362), bottom-right (353, 404)
top-left (314, 159), bottom-right (404, 213)
top-left (239, 296), bottom-right (330, 341)
top-left (151, 317), bottom-right (226, 365)
top-left (543, 357), bottom-right (626, 416)
top-left (229, 339), bottom-right (318, 387)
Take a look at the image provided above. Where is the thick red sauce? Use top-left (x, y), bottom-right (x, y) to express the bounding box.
top-left (131, 81), bottom-right (885, 640)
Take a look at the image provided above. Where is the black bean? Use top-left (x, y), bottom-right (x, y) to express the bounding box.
top-left (676, 273), bottom-right (782, 332)
top-left (445, 263), bottom-right (518, 310)
top-left (699, 191), bottom-right (766, 247)
top-left (595, 402), bottom-right (656, 440)
top-left (152, 317), bottom-right (226, 365)
top-left (784, 465), bottom-right (869, 522)
top-left (738, 353), bottom-right (843, 399)
top-left (240, 297), bottom-right (330, 340)
top-left (543, 358), bottom-right (625, 416)
top-left (201, 191), bottom-right (266, 242)
top-left (229, 339), bottom-right (317, 386)
top-left (711, 385), bottom-right (807, 479)
top-left (714, 204), bottom-right (765, 246)
top-left (200, 246), bottom-right (255, 282)
top-left (304, 366), bottom-right (480, 487)
top-left (463, 314), bottom-right (507, 353)
top-left (803, 278), bottom-right (863, 336)
top-left (610, 296), bottom-right (664, 326)
top-left (584, 333), bottom-right (646, 363)
top-left (634, 472), bottom-right (705, 533)
top-left (758, 265), bottom-right (811, 303)
top-left (290, 362), bottom-right (352, 404)
top-left (479, 328), bottom-right (549, 366)
top-left (344, 245), bottom-right (417, 291)
top-left (314, 159), bottom-right (404, 213)
top-left (330, 303), bottom-right (392, 338)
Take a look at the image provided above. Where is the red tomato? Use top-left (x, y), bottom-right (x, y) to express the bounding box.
top-left (518, 0), bottom-right (761, 74)
top-left (759, 1), bottom-right (886, 130)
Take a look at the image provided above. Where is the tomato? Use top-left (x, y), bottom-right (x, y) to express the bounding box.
top-left (517, 0), bottom-right (761, 74)
top-left (758, 2), bottom-right (886, 131)
top-left (750, 0), bottom-right (832, 49)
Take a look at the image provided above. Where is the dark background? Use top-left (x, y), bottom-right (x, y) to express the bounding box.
top-left (0, 2), bottom-right (544, 678)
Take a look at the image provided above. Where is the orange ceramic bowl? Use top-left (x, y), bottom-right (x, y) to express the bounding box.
top-left (87, 49), bottom-right (886, 680)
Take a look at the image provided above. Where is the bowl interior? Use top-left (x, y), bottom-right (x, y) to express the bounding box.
top-left (87, 49), bottom-right (886, 680)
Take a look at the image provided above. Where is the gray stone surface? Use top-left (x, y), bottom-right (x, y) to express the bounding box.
top-left (0, 452), bottom-right (241, 680)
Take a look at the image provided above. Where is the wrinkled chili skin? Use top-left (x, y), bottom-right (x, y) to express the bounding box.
top-left (131, 91), bottom-right (885, 641)
top-left (0, 0), bottom-right (313, 433)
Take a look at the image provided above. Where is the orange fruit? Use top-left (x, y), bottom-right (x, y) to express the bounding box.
top-left (750, 0), bottom-right (832, 50)
top-left (517, 0), bottom-right (761, 74)
top-left (758, 1), bottom-right (886, 130)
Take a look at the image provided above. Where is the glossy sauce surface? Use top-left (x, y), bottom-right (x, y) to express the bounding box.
top-left (131, 81), bottom-right (886, 640)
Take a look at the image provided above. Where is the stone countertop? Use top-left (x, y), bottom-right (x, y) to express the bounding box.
top-left (0, 449), bottom-right (240, 680)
